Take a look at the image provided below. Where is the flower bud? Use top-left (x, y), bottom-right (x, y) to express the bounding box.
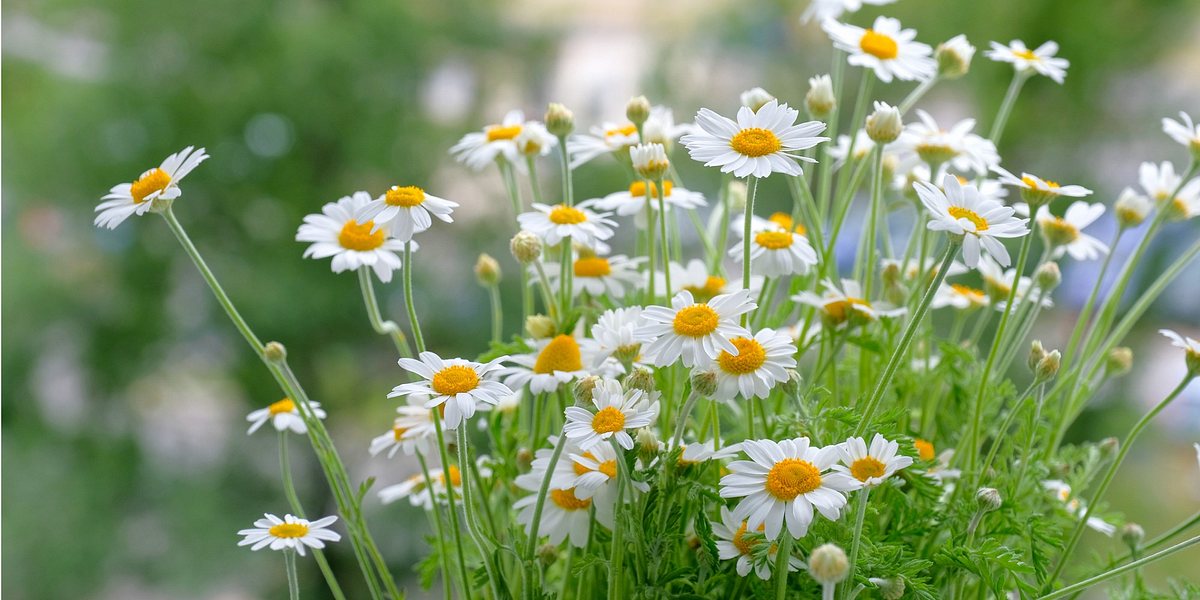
top-left (625, 95), bottom-right (651, 127)
top-left (1120, 523), bottom-right (1145, 550)
top-left (524, 314), bottom-right (556, 339)
top-left (690, 370), bottom-right (718, 398)
top-left (1036, 350), bottom-right (1061, 382)
top-left (1106, 347), bottom-right (1133, 376)
top-left (869, 577), bottom-right (907, 600)
top-left (538, 543), bottom-right (559, 566)
top-left (808, 543), bottom-right (849, 585)
top-left (1099, 437), bottom-right (1120, 458)
top-left (1114, 188), bottom-right (1151, 229)
top-left (780, 369), bottom-right (802, 397)
top-left (637, 428), bottom-right (660, 464)
top-left (510, 231), bottom-right (543, 264)
top-left (573, 375), bottom-right (601, 406)
top-left (264, 341), bottom-right (287, 362)
top-left (545, 103), bottom-right (574, 137)
top-left (625, 367), bottom-right (656, 393)
top-left (474, 253), bottom-right (501, 287)
top-left (882, 261), bottom-right (906, 305)
top-left (726, 180), bottom-right (748, 213)
top-left (806, 74), bottom-right (836, 119)
top-left (936, 34), bottom-right (975, 79)
top-left (1035, 262), bottom-right (1061, 291)
top-left (516, 447), bottom-right (533, 470)
top-left (866, 101), bottom-right (903, 144)
top-left (1028, 340), bottom-right (1047, 372)
top-left (976, 487), bottom-right (1002, 513)
top-left (631, 143), bottom-right (670, 180)
top-left (740, 87), bottom-right (776, 112)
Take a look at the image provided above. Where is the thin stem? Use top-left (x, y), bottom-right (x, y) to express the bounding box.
top-left (861, 146), bottom-right (885, 301)
top-left (416, 451), bottom-right (454, 600)
top-left (742, 177), bottom-right (759, 326)
top-left (1061, 229), bottom-right (1123, 368)
top-left (358, 267), bottom-right (411, 357)
top-left (279, 433), bottom-right (346, 600)
top-left (607, 439), bottom-right (631, 600)
top-left (532, 261), bottom-right (560, 321)
top-left (833, 73), bottom-right (875, 202)
top-left (773, 532), bottom-right (793, 600)
top-left (657, 178), bottom-right (673, 304)
top-left (898, 76), bottom-right (938, 115)
top-left (285, 550), bottom-right (300, 600)
top-left (671, 391), bottom-right (701, 449)
top-left (1038, 534), bottom-right (1200, 600)
top-left (988, 71), bottom-right (1030, 145)
top-left (457, 425), bottom-right (502, 599)
top-left (403, 242), bottom-right (426, 353)
top-left (524, 433), bottom-right (568, 597)
top-left (488, 284), bottom-right (503, 344)
top-left (978, 382), bottom-right (1037, 481)
top-left (645, 187), bottom-right (658, 306)
top-left (840, 488), bottom-right (870, 600)
top-left (432, 418), bottom-right (473, 599)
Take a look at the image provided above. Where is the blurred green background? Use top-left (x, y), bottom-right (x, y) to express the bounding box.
top-left (3, 0), bottom-right (1199, 597)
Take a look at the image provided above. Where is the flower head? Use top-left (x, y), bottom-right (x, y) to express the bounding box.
top-left (635, 290), bottom-right (756, 368)
top-left (631, 142), bottom-right (670, 179)
top-left (246, 398), bottom-right (326, 435)
top-left (390, 352), bottom-right (513, 429)
top-left (544, 253), bottom-right (645, 299)
top-left (709, 328), bottom-right (798, 401)
top-left (915, 174), bottom-right (1029, 268)
top-left (517, 202), bottom-right (617, 251)
top-left (986, 40), bottom-right (1069, 83)
top-left (590, 180), bottom-right (706, 220)
top-left (728, 224), bottom-right (819, 277)
top-left (836, 434), bottom-right (913, 487)
top-left (591, 307), bottom-right (648, 365)
top-left (936, 34), bottom-right (975, 79)
top-left (823, 17), bottom-right (936, 83)
top-left (296, 191), bottom-right (408, 282)
top-left (1160, 329), bottom-right (1200, 372)
top-left (1035, 201), bottom-right (1108, 261)
top-left (501, 334), bottom-right (598, 394)
top-left (237, 514), bottom-right (340, 556)
top-left (994, 167), bottom-right (1093, 207)
top-left (514, 442), bottom-right (602, 547)
top-left (95, 146), bottom-right (209, 229)
top-left (1163, 112), bottom-right (1200, 159)
top-left (358, 186), bottom-right (457, 242)
top-left (451, 110), bottom-right (555, 171)
top-left (563, 378), bottom-right (660, 451)
top-left (682, 100), bottom-right (828, 178)
top-left (369, 394), bottom-right (445, 458)
top-left (713, 505), bottom-right (804, 580)
top-left (895, 110), bottom-right (998, 176)
top-left (793, 278), bottom-right (905, 326)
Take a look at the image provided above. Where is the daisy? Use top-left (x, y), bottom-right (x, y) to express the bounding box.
top-left (710, 328), bottom-right (798, 401)
top-left (357, 185), bottom-right (457, 242)
top-left (563, 378), bottom-right (660, 451)
top-left (986, 40), bottom-right (1069, 84)
top-left (592, 307), bottom-right (648, 365)
top-left (635, 290), bottom-right (756, 368)
top-left (728, 224), bottom-right (818, 277)
top-left (719, 437), bottom-right (861, 539)
top-left (589, 180), bottom-right (707, 220)
top-left (390, 352), bottom-right (513, 429)
top-left (823, 17), bottom-right (936, 83)
top-left (517, 202), bottom-right (617, 250)
top-left (514, 121), bottom-right (558, 158)
top-left (917, 442), bottom-right (962, 485)
top-left (976, 255), bottom-right (1051, 308)
top-left (713, 506), bottom-right (805, 580)
top-left (568, 106), bottom-right (692, 170)
top-left (914, 174), bottom-right (1029, 268)
top-left (932, 282), bottom-right (990, 310)
top-left (246, 398), bottom-right (326, 435)
top-left (237, 514), bottom-right (340, 556)
top-left (1042, 481), bottom-right (1116, 536)
top-left (894, 110), bottom-right (998, 176)
top-left (1138, 161), bottom-right (1200, 220)
top-left (836, 434), bottom-right (913, 487)
top-left (800, 0), bottom-right (895, 24)
top-left (378, 465), bottom-right (463, 509)
top-left (793, 278), bottom-right (905, 327)
top-left (652, 259), bottom-right (760, 301)
top-left (95, 146), bottom-right (209, 229)
top-left (681, 100), bottom-right (828, 178)
top-left (500, 334), bottom-right (596, 394)
top-left (514, 465), bottom-right (597, 548)
top-left (368, 395), bottom-right (444, 459)
top-left (543, 253), bottom-right (644, 299)
top-left (1160, 329), bottom-right (1200, 371)
top-left (993, 167), bottom-right (1093, 207)
top-left (1162, 111), bottom-right (1200, 155)
top-left (295, 192), bottom-right (408, 282)
top-left (673, 439), bottom-right (742, 466)
top-left (1035, 202), bottom-right (1108, 261)
top-left (450, 110), bottom-right (553, 171)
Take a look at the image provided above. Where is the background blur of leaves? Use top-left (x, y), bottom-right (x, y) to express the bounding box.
top-left (3, 0), bottom-right (1198, 597)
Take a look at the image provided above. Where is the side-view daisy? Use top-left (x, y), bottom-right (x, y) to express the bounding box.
top-left (894, 110), bottom-right (998, 176)
top-left (836, 434), bottom-right (913, 487)
top-left (378, 464), bottom-right (467, 509)
top-left (390, 352), bottom-right (513, 429)
top-left (652, 259), bottom-right (759, 302)
top-left (246, 397), bottom-right (326, 435)
top-left (296, 192), bottom-right (408, 282)
top-left (1035, 201), bottom-right (1108, 261)
top-left (986, 40), bottom-right (1070, 83)
top-left (827, 130), bottom-right (876, 170)
top-left (823, 16), bottom-right (936, 83)
top-left (500, 334), bottom-right (595, 394)
top-left (709, 328), bottom-right (798, 401)
top-left (800, 0), bottom-right (895, 24)
top-left (914, 174), bottom-right (1029, 268)
top-left (681, 100), bottom-right (828, 178)
top-left (589, 180), bottom-right (707, 220)
top-left (237, 514), bottom-right (340, 556)
top-left (1042, 481), bottom-right (1116, 536)
top-left (563, 378), bottom-right (660, 450)
top-left (514, 454), bottom-right (597, 547)
top-left (712, 505), bottom-right (805, 580)
top-left (543, 253), bottom-right (645, 299)
top-left (450, 110), bottom-right (551, 171)
top-left (932, 282), bottom-right (990, 311)
top-left (368, 395), bottom-right (443, 458)
top-left (793, 278), bottom-right (905, 327)
top-left (1160, 329), bottom-right (1200, 372)
top-left (517, 202), bottom-right (617, 250)
top-left (728, 224), bottom-right (818, 277)
top-left (1162, 111), bottom-right (1200, 155)
top-left (591, 307), bottom-right (648, 365)
top-left (636, 290), bottom-right (756, 368)
top-left (976, 255), bottom-right (1051, 308)
top-left (95, 146), bottom-right (209, 229)
top-left (993, 167), bottom-right (1093, 206)
top-left (357, 185), bottom-right (457, 241)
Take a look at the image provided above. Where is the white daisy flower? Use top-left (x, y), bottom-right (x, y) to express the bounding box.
top-left (836, 434), bottom-right (913, 487)
top-left (800, 0), bottom-right (895, 24)
top-left (915, 440), bottom-right (962, 485)
top-left (728, 224), bottom-right (819, 277)
top-left (673, 439), bottom-right (743, 466)
top-left (720, 437), bottom-right (861, 539)
top-left (378, 464), bottom-right (465, 509)
top-left (681, 100), bottom-right (828, 178)
top-left (894, 110), bottom-right (999, 176)
top-left (975, 255), bottom-right (1051, 308)
top-left (390, 352), bottom-right (513, 429)
top-left (543, 254), bottom-right (645, 299)
top-left (517, 202), bottom-right (617, 250)
top-left (710, 328), bottom-right (798, 401)
top-left (567, 106), bottom-right (692, 170)
top-left (652, 259), bottom-right (762, 301)
top-left (357, 185), bottom-right (457, 242)
top-left (713, 506), bottom-right (805, 580)
top-left (793, 278), bottom-right (906, 326)
top-left (589, 180), bottom-right (707, 221)
top-left (1138, 161), bottom-right (1200, 220)
top-left (368, 395), bottom-right (445, 459)
top-left (1042, 481), bottom-right (1116, 536)
top-left (993, 167), bottom-right (1093, 207)
top-left (592, 307), bottom-right (648, 365)
top-left (246, 398), bottom-right (326, 435)
top-left (635, 290), bottom-right (756, 368)
top-left (1035, 201), bottom-right (1108, 261)
top-left (295, 191), bottom-right (408, 282)
top-left (823, 17), bottom-right (936, 83)
top-left (514, 121), bottom-right (558, 158)
top-left (986, 40), bottom-right (1069, 84)
top-left (95, 146), bottom-right (209, 229)
top-left (898, 167), bottom-right (1009, 205)
top-left (932, 282), bottom-right (990, 310)
top-left (450, 110), bottom-right (554, 171)
top-left (1160, 329), bottom-right (1200, 371)
top-left (237, 514), bottom-right (340, 556)
top-left (514, 461), bottom-right (597, 548)
top-left (1162, 111), bottom-right (1200, 155)
top-left (563, 378), bottom-right (660, 451)
top-left (914, 174), bottom-right (1029, 268)
top-left (500, 334), bottom-right (597, 395)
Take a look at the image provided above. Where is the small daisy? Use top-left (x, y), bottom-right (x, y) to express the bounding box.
top-left (592, 307), bottom-right (648, 365)
top-left (563, 378), bottom-right (660, 451)
top-left (246, 398), bottom-right (326, 435)
top-left (1035, 201), bottom-right (1108, 261)
top-left (728, 224), bottom-right (819, 277)
top-left (836, 434), bottom-right (913, 487)
top-left (515, 121), bottom-right (558, 158)
top-left (635, 290), bottom-right (756, 368)
top-left (517, 202), bottom-right (617, 250)
top-left (823, 17), bottom-right (936, 83)
top-left (357, 186), bottom-right (457, 242)
top-left (800, 0), bottom-right (895, 24)
top-left (95, 146), bottom-right (209, 229)
top-left (976, 255), bottom-right (1051, 308)
top-left (589, 180), bottom-right (707, 219)
top-left (296, 192), bottom-right (408, 282)
top-left (1160, 329), bottom-right (1200, 371)
top-left (368, 395), bottom-right (444, 459)
top-left (986, 40), bottom-right (1069, 84)
top-left (681, 100), bottom-right (828, 178)
top-left (720, 438), bottom-right (861, 539)
top-left (653, 259), bottom-right (760, 302)
top-left (1138, 161), bottom-right (1200, 220)
top-left (917, 442), bottom-right (962, 484)
top-left (379, 465), bottom-right (463, 509)
top-left (237, 514), bottom-right (340, 556)
top-left (713, 506), bottom-right (805, 580)
top-left (390, 352), bottom-right (513, 429)
top-left (543, 254), bottom-right (645, 299)
top-left (568, 106), bottom-right (691, 170)
top-left (500, 334), bottom-right (596, 394)
top-left (1042, 481), bottom-right (1116, 536)
top-left (673, 439), bottom-right (741, 466)
top-left (993, 167), bottom-right (1093, 206)
top-left (914, 174), bottom-right (1029, 268)
top-left (710, 328), bottom-right (798, 401)
top-left (514, 465), bottom-right (597, 547)
top-left (932, 282), bottom-right (990, 310)
top-left (450, 110), bottom-right (554, 171)
top-left (894, 110), bottom-right (998, 176)
top-left (793, 278), bottom-right (905, 327)
top-left (1162, 111), bottom-right (1200, 155)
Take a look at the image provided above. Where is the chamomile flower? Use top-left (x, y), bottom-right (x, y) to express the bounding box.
top-left (713, 506), bottom-right (805, 580)
top-left (652, 260), bottom-right (760, 301)
top-left (674, 439), bottom-right (742, 466)
top-left (894, 111), bottom-right (998, 176)
top-left (1162, 111), bottom-right (1200, 156)
top-left (589, 180), bottom-right (707, 219)
top-left (517, 202), bottom-right (617, 250)
top-left (728, 225), bottom-right (819, 277)
top-left (450, 110), bottom-right (553, 171)
top-left (357, 186), bottom-right (457, 242)
top-left (378, 465), bottom-right (463, 509)
top-left (836, 434), bottom-right (913, 487)
top-left (591, 307), bottom-right (648, 365)
top-left (95, 146), bottom-right (209, 229)
top-left (932, 282), bottom-right (990, 310)
top-left (993, 167), bottom-right (1093, 206)
top-left (986, 40), bottom-right (1069, 84)
top-left (514, 466), bottom-right (596, 547)
top-left (823, 17), bottom-right (936, 83)
top-left (552, 442), bottom-right (623, 498)
top-left (635, 290), bottom-right (756, 368)
top-left (563, 378), bottom-right (660, 451)
top-left (390, 352), bottom-right (513, 429)
top-left (1042, 481), bottom-right (1116, 536)
top-left (682, 100), bottom-right (828, 178)
top-left (793, 278), bottom-right (905, 326)
top-left (246, 398), bottom-right (326, 435)
top-left (710, 328), bottom-right (798, 401)
top-left (296, 192), bottom-right (408, 282)
top-left (368, 395), bottom-right (444, 459)
top-left (800, 0), bottom-right (896, 24)
top-left (1138, 161), bottom-right (1200, 220)
top-left (915, 174), bottom-right (1029, 268)
top-left (1160, 329), bottom-right (1200, 372)
top-left (237, 514), bottom-right (340, 556)
top-left (976, 255), bottom-right (1051, 308)
top-left (543, 253), bottom-right (645, 299)
top-left (720, 437), bottom-right (861, 539)
top-left (500, 334), bottom-right (597, 394)
top-left (568, 106), bottom-right (691, 170)
top-left (1035, 201), bottom-right (1108, 261)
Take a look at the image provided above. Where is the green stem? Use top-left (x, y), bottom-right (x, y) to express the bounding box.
top-left (898, 76), bottom-right (938, 115)
top-left (824, 158), bottom-right (872, 279)
top-left (279, 433), bottom-right (346, 600)
top-left (657, 178), bottom-right (673, 304)
top-left (432, 417), bottom-right (473, 599)
top-left (1060, 229), bottom-right (1123, 369)
top-left (457, 425), bottom-right (501, 599)
top-left (861, 146), bottom-right (885, 300)
top-left (524, 433), bottom-right (568, 598)
top-left (978, 382), bottom-right (1037, 481)
top-left (742, 177), bottom-right (759, 326)
top-left (671, 391), bottom-right (701, 449)
top-left (488, 284), bottom-right (503, 344)
top-left (403, 242), bottom-right (426, 353)
top-left (988, 71), bottom-right (1030, 145)
top-left (1039, 535), bottom-right (1200, 600)
top-left (840, 488), bottom-right (870, 600)
top-left (608, 439), bottom-right (631, 600)
top-left (416, 451), bottom-right (455, 600)
top-left (773, 532), bottom-right (793, 600)
top-left (358, 267), bottom-right (412, 358)
top-left (285, 549), bottom-right (300, 600)
top-left (645, 184), bottom-right (658, 306)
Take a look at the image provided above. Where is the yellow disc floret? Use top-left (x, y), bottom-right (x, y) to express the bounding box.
top-left (850, 456), bottom-right (887, 482)
top-left (130, 168), bottom-right (172, 204)
top-left (268, 398), bottom-right (296, 415)
top-left (730, 128), bottom-right (783, 157)
top-left (673, 304), bottom-right (720, 337)
top-left (914, 439), bottom-right (935, 462)
top-left (683, 277), bottom-right (726, 302)
top-left (431, 365), bottom-right (480, 395)
top-left (629, 180), bottom-right (674, 198)
top-left (947, 206), bottom-right (989, 232)
top-left (717, 337), bottom-right (767, 375)
top-left (860, 29), bottom-right (899, 60)
top-left (754, 230), bottom-right (795, 250)
top-left (338, 220), bottom-right (386, 251)
top-left (591, 406), bottom-right (626, 434)
top-left (486, 124), bottom-right (522, 141)
top-left (764, 458), bottom-right (822, 501)
top-left (385, 186), bottom-right (426, 207)
top-left (548, 205), bottom-right (587, 225)
top-left (550, 487), bottom-right (592, 511)
top-left (574, 257), bottom-right (612, 278)
top-left (533, 335), bottom-right (583, 374)
top-left (268, 522), bottom-right (310, 539)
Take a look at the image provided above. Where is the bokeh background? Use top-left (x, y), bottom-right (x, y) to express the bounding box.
top-left (4, 0), bottom-right (1200, 597)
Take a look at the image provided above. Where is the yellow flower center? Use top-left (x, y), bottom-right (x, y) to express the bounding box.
top-left (431, 365), bottom-right (480, 395)
top-left (435, 465), bottom-right (463, 487)
top-left (683, 276), bottom-right (726, 302)
top-left (385, 186), bottom-right (426, 207)
top-left (947, 206), bottom-right (989, 232)
top-left (850, 456), bottom-right (888, 482)
top-left (1041, 216), bottom-right (1080, 246)
top-left (392, 425), bottom-right (409, 441)
top-left (767, 212), bottom-right (805, 235)
top-left (533, 335), bottom-right (583, 374)
top-left (717, 337), bottom-right (767, 375)
top-left (764, 458), bottom-right (822, 501)
top-left (628, 180), bottom-right (674, 198)
top-left (1021, 175), bottom-right (1060, 190)
top-left (338, 220), bottom-right (386, 251)
top-left (548, 205), bottom-right (587, 225)
top-left (672, 304), bottom-right (720, 337)
top-left (573, 452), bottom-right (619, 479)
top-left (591, 406), bottom-right (626, 434)
top-left (730, 128), bottom-right (782, 157)
top-left (731, 521), bottom-right (765, 556)
top-left (130, 168), bottom-right (172, 204)
top-left (754, 230), bottom-right (794, 250)
top-left (823, 298), bottom-right (869, 322)
top-left (486, 124), bottom-right (522, 141)
top-left (268, 398), bottom-right (296, 415)
top-left (606, 124), bottom-right (638, 139)
top-left (860, 29), bottom-right (899, 59)
top-left (573, 257), bottom-right (612, 278)
top-left (1014, 48), bottom-right (1039, 61)
top-left (268, 522), bottom-right (310, 539)
top-left (550, 487), bottom-right (592, 510)
top-left (951, 284), bottom-right (987, 304)
top-left (914, 439), bottom-right (935, 462)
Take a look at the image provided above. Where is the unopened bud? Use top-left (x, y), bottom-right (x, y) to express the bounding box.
top-left (474, 253), bottom-right (501, 287)
top-left (1034, 262), bottom-right (1061, 291)
top-left (636, 428), bottom-right (659, 463)
top-left (1099, 437), bottom-right (1120, 457)
top-left (690, 370), bottom-right (718, 398)
top-left (726, 180), bottom-right (748, 213)
top-left (1106, 347), bottom-right (1133, 376)
top-left (1036, 350), bottom-right (1061, 382)
top-left (936, 34), bottom-right (975, 79)
top-left (808, 543), bottom-right (849, 585)
top-left (574, 375), bottom-right (601, 406)
top-left (264, 341), bottom-right (287, 362)
top-left (626, 96), bottom-right (652, 127)
top-left (780, 369), bottom-right (803, 397)
top-left (1120, 523), bottom-right (1145, 550)
top-left (516, 447), bottom-right (533, 470)
top-left (976, 487), bottom-right (1002, 513)
top-left (544, 103), bottom-right (574, 137)
top-left (865, 101), bottom-right (903, 144)
top-left (625, 367), bottom-right (656, 393)
top-left (1028, 340), bottom-right (1047, 372)
top-left (524, 314), bottom-right (556, 339)
top-left (740, 87), bottom-right (776, 112)
top-left (806, 74), bottom-right (836, 119)
top-left (882, 261), bottom-right (906, 305)
top-left (869, 577), bottom-right (907, 600)
top-left (510, 231), bottom-right (543, 264)
top-left (631, 143), bottom-right (670, 180)
top-left (537, 543), bottom-right (559, 566)
top-left (1114, 188), bottom-right (1151, 229)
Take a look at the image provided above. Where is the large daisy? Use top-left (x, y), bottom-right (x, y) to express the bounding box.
top-left (823, 17), bottom-right (936, 83)
top-left (237, 514), bottom-right (340, 556)
top-left (1035, 201), bottom-right (1108, 261)
top-left (514, 453), bottom-right (598, 548)
top-left (986, 40), bottom-right (1069, 84)
top-left (681, 100), bottom-right (828, 178)
top-left (295, 192), bottom-right (408, 282)
top-left (728, 224), bottom-right (818, 277)
top-left (95, 146), bottom-right (209, 229)
top-left (357, 185), bottom-right (457, 242)
top-left (914, 174), bottom-right (1029, 268)
top-left (390, 352), bottom-right (513, 429)
top-left (836, 434), bottom-right (913, 487)
top-left (517, 202), bottom-right (617, 250)
top-left (712, 506), bottom-right (805, 580)
top-left (500, 334), bottom-right (596, 394)
top-left (710, 328), bottom-right (798, 401)
top-left (563, 378), bottom-right (660, 451)
top-left (543, 253), bottom-right (645, 299)
top-left (635, 290), bottom-right (756, 368)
